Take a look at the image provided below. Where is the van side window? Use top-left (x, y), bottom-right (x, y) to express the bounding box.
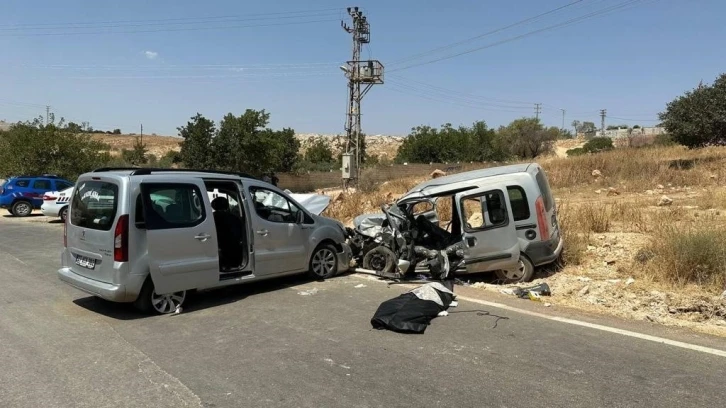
top-left (535, 170), bottom-right (554, 211)
top-left (141, 184), bottom-right (205, 229)
top-left (460, 190), bottom-right (508, 232)
top-left (507, 186), bottom-right (530, 221)
top-left (249, 187), bottom-right (311, 224)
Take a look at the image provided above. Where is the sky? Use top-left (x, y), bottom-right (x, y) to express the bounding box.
top-left (0, 0), bottom-right (724, 136)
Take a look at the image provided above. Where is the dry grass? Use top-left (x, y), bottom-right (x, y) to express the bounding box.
top-left (542, 145), bottom-right (726, 190)
top-left (640, 222), bottom-right (726, 292)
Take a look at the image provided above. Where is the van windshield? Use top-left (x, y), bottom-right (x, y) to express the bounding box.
top-left (71, 180), bottom-right (119, 231)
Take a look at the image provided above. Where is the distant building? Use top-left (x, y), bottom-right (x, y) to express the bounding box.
top-left (595, 126), bottom-right (666, 139)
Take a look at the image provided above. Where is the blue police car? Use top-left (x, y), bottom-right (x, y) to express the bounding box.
top-left (0, 175), bottom-right (74, 217)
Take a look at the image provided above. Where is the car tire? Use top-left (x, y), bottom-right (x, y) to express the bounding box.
top-left (495, 255), bottom-right (535, 284)
top-left (362, 246), bottom-right (396, 275)
top-left (133, 277), bottom-right (187, 315)
top-left (308, 243), bottom-right (339, 280)
top-left (11, 201), bottom-right (33, 217)
top-left (59, 206), bottom-right (69, 223)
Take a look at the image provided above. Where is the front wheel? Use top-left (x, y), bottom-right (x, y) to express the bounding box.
top-left (495, 255), bottom-right (535, 284)
top-left (134, 278), bottom-right (186, 315)
top-left (12, 201), bottom-right (33, 217)
top-left (308, 243), bottom-right (338, 280)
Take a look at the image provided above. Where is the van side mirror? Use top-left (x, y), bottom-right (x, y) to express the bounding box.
top-left (295, 210), bottom-right (305, 224)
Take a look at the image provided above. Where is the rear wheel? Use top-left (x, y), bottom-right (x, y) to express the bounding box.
top-left (495, 255), bottom-right (535, 284)
top-left (134, 278), bottom-right (186, 315)
top-left (308, 243), bottom-right (338, 279)
top-left (11, 201), bottom-right (32, 217)
top-left (59, 206), bottom-right (68, 223)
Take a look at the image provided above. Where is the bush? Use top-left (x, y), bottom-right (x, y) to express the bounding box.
top-left (566, 147), bottom-right (587, 157)
top-left (643, 223), bottom-right (726, 291)
top-left (653, 133), bottom-right (675, 147)
top-left (583, 137), bottom-right (614, 153)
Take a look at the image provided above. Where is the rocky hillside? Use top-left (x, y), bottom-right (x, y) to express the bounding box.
top-left (91, 132), bottom-right (405, 160)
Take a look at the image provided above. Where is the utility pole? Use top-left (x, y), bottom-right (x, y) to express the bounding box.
top-left (560, 109), bottom-right (566, 131)
top-left (140, 124), bottom-right (143, 146)
top-left (534, 103), bottom-right (542, 120)
top-left (600, 109), bottom-right (607, 136)
top-left (45, 106), bottom-right (50, 125)
top-left (341, 6), bottom-right (383, 188)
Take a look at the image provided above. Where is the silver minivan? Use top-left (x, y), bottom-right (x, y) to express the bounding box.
top-left (58, 168), bottom-right (352, 314)
top-left (350, 163), bottom-right (563, 283)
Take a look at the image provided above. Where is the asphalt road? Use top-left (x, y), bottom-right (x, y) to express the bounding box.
top-left (1, 215), bottom-right (725, 408)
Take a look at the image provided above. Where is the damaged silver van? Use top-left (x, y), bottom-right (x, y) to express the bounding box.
top-left (348, 163), bottom-right (562, 283)
top-left (58, 168), bottom-right (352, 314)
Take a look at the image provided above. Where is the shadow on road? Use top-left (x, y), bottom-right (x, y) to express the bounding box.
top-left (72, 274), bottom-right (317, 320)
top-left (2, 213), bottom-right (45, 218)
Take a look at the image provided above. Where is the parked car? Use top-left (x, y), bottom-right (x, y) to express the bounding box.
top-left (41, 186), bottom-right (75, 222)
top-left (57, 167), bottom-right (351, 315)
top-left (348, 163), bottom-right (563, 283)
top-left (0, 175), bottom-right (74, 217)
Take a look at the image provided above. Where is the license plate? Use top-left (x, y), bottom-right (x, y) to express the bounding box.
top-left (75, 255), bottom-right (96, 269)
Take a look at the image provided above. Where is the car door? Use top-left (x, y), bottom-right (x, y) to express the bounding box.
top-left (456, 186), bottom-right (520, 274)
top-left (138, 178), bottom-right (219, 295)
top-left (247, 186), bottom-right (310, 275)
top-left (30, 178), bottom-right (53, 206)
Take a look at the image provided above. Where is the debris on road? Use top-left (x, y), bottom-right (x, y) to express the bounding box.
top-left (498, 283), bottom-right (552, 301)
top-left (354, 284), bottom-right (367, 288)
top-left (298, 288), bottom-right (320, 296)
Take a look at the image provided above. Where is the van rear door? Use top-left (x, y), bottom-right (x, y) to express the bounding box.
top-left (138, 178), bottom-right (219, 295)
top-left (456, 186), bottom-right (520, 274)
top-left (67, 178), bottom-right (121, 284)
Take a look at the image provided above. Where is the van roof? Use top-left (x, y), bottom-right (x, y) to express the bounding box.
top-left (399, 163), bottom-right (537, 203)
top-left (86, 167), bottom-right (258, 182)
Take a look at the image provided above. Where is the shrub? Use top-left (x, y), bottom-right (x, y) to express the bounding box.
top-left (642, 223), bottom-right (726, 291)
top-left (583, 137), bottom-right (614, 153)
top-left (566, 147), bottom-right (587, 157)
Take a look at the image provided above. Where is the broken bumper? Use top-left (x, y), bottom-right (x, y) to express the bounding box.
top-left (336, 242), bottom-right (353, 275)
top-left (525, 234), bottom-right (564, 266)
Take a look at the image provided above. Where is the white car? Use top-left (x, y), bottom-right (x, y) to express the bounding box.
top-left (41, 187), bottom-right (74, 222)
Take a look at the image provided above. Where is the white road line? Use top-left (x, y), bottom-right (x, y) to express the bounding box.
top-left (352, 274), bottom-right (726, 358)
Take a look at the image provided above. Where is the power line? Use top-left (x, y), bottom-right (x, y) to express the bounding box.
top-left (385, 79), bottom-right (537, 111)
top-left (388, 0), bottom-right (588, 66)
top-left (388, 0), bottom-right (652, 73)
top-left (383, 83), bottom-right (541, 114)
top-left (0, 8), bottom-right (344, 30)
top-left (0, 17), bottom-right (339, 37)
top-left (388, 74), bottom-right (538, 106)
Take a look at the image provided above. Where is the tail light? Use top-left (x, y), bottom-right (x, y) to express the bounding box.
top-left (535, 196), bottom-right (549, 241)
top-left (43, 194), bottom-right (57, 201)
top-left (114, 215), bottom-right (129, 262)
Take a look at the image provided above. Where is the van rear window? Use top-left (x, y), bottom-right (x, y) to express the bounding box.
top-left (535, 170), bottom-right (554, 211)
top-left (71, 181), bottom-right (119, 231)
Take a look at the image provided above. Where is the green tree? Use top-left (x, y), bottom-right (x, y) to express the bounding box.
top-left (213, 109), bottom-right (298, 175)
top-left (558, 129), bottom-right (574, 139)
top-left (0, 119), bottom-right (110, 180)
top-left (112, 128), bottom-right (122, 134)
top-left (305, 138), bottom-right (334, 164)
top-left (178, 113), bottom-right (216, 169)
top-left (659, 73), bottom-right (726, 148)
top-left (583, 136), bottom-right (614, 153)
top-left (497, 118), bottom-right (557, 159)
top-left (395, 121), bottom-right (506, 163)
top-left (121, 137), bottom-right (148, 165)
